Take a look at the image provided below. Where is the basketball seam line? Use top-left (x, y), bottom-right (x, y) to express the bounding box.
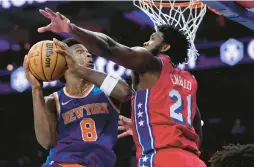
top-left (29, 60), bottom-right (43, 81)
top-left (51, 43), bottom-right (59, 80)
top-left (41, 41), bottom-right (48, 81)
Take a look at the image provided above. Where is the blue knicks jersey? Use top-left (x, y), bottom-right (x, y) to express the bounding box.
top-left (44, 85), bottom-right (119, 167)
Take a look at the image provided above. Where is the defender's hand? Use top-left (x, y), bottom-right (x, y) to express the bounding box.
top-left (38, 7), bottom-right (71, 33)
top-left (53, 38), bottom-right (78, 71)
top-left (23, 55), bottom-right (41, 89)
top-left (54, 38), bottom-right (88, 78)
top-left (118, 115), bottom-right (133, 138)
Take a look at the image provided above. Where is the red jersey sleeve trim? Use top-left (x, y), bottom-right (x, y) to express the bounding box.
top-left (150, 56), bottom-right (172, 92)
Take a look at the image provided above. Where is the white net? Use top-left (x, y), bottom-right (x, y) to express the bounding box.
top-left (133, 0), bottom-right (207, 63)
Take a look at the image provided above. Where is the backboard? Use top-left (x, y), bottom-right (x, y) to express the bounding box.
top-left (201, 1), bottom-right (254, 30)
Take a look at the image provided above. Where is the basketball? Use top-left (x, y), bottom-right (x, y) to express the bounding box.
top-left (28, 40), bottom-right (67, 81)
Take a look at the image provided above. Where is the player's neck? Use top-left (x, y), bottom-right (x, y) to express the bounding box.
top-left (65, 81), bottom-right (92, 97)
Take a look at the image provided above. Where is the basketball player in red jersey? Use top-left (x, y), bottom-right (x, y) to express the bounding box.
top-left (24, 38), bottom-right (131, 167)
top-left (38, 8), bottom-right (205, 167)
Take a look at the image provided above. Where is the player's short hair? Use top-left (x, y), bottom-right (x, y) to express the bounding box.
top-left (157, 24), bottom-right (190, 65)
top-left (209, 144), bottom-right (254, 167)
top-left (62, 38), bottom-right (81, 47)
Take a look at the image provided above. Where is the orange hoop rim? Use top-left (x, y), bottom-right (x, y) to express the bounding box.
top-left (154, 1), bottom-right (204, 8)
top-left (142, 0), bottom-right (204, 8)
top-left (141, 0), bottom-right (222, 15)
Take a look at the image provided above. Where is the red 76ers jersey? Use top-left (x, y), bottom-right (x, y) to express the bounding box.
top-left (131, 56), bottom-right (200, 167)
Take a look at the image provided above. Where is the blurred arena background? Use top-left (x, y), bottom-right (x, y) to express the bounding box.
top-left (0, 0), bottom-right (254, 167)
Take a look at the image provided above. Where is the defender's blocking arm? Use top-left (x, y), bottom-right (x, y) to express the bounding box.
top-left (53, 39), bottom-right (132, 103)
top-left (69, 24), bottom-right (161, 72)
top-left (38, 8), bottom-right (161, 73)
top-left (74, 66), bottom-right (131, 103)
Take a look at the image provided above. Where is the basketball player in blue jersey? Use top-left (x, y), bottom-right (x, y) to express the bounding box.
top-left (23, 38), bottom-right (132, 167)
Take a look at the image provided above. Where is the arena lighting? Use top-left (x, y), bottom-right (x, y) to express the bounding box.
top-left (0, 39), bottom-right (10, 52)
top-left (10, 67), bottom-right (62, 93)
top-left (0, 0), bottom-right (47, 9)
top-left (10, 67), bottom-right (30, 92)
top-left (247, 39), bottom-right (254, 60)
top-left (177, 59), bottom-right (196, 70)
top-left (94, 57), bottom-right (131, 77)
top-left (43, 80), bottom-right (58, 88)
top-left (220, 38), bottom-right (244, 66)
top-left (187, 58), bottom-right (196, 69)
top-left (6, 64), bottom-right (13, 71)
top-left (12, 44), bottom-right (21, 52)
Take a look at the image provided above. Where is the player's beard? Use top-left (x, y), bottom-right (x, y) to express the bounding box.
top-left (148, 44), bottom-right (161, 56)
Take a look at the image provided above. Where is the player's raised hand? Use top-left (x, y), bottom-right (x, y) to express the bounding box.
top-left (118, 115), bottom-right (133, 138)
top-left (23, 55), bottom-right (41, 89)
top-left (38, 7), bottom-right (71, 33)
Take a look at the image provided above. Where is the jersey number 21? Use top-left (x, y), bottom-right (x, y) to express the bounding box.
top-left (169, 89), bottom-right (192, 126)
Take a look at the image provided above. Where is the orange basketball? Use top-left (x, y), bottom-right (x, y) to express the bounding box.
top-left (28, 40), bottom-right (67, 81)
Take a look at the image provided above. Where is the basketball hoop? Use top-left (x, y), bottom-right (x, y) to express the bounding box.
top-left (133, 0), bottom-right (207, 63)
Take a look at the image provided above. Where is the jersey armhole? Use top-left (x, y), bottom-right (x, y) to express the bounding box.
top-left (52, 92), bottom-right (61, 120)
top-left (150, 56), bottom-right (169, 91)
top-left (105, 96), bottom-right (120, 114)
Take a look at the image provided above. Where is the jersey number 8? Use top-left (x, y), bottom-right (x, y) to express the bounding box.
top-left (80, 118), bottom-right (98, 142)
top-left (169, 89), bottom-right (192, 126)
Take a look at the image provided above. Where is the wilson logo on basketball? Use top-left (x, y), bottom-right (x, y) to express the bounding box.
top-left (45, 42), bottom-right (53, 68)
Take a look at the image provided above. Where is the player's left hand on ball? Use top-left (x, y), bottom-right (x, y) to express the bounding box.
top-left (23, 55), bottom-right (41, 89)
top-left (38, 7), bottom-right (71, 33)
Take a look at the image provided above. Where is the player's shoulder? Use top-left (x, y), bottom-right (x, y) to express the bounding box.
top-left (183, 70), bottom-right (195, 78)
top-left (91, 86), bottom-right (104, 96)
top-left (178, 68), bottom-right (194, 78)
top-left (44, 93), bottom-right (59, 107)
top-left (131, 46), bottom-right (147, 52)
top-left (43, 93), bottom-right (57, 112)
top-left (44, 89), bottom-right (63, 103)
top-left (186, 72), bottom-right (198, 90)
top-left (180, 70), bottom-right (197, 84)
top-left (90, 85), bottom-right (116, 100)
top-left (157, 55), bottom-right (173, 67)
top-left (131, 46), bottom-right (154, 57)
top-left (44, 94), bottom-right (54, 101)
top-left (91, 86), bottom-right (121, 113)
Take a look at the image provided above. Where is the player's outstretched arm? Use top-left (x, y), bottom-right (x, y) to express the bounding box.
top-left (54, 39), bottom-right (132, 102)
top-left (80, 69), bottom-right (131, 102)
top-left (38, 8), bottom-right (161, 73)
top-left (71, 67), bottom-right (131, 102)
top-left (23, 55), bottom-right (57, 149)
top-left (193, 106), bottom-right (203, 148)
top-left (69, 25), bottom-right (161, 72)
